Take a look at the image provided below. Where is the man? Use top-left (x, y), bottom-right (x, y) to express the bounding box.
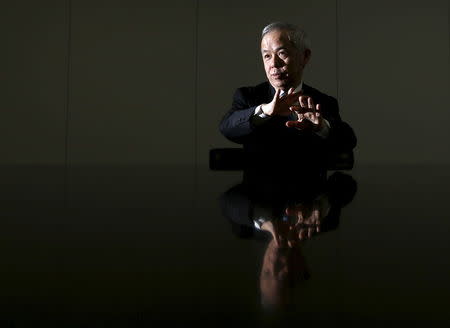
top-left (219, 22), bottom-right (356, 169)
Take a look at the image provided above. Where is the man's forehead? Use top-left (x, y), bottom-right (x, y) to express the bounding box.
top-left (261, 30), bottom-right (293, 50)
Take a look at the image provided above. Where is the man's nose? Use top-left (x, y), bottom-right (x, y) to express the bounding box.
top-left (270, 55), bottom-right (283, 68)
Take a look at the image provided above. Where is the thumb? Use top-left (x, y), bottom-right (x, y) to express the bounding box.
top-left (273, 88), bottom-right (281, 102)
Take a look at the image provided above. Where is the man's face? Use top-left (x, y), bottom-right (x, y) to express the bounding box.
top-left (261, 29), bottom-right (310, 91)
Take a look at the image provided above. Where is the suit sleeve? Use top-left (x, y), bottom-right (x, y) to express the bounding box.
top-left (219, 88), bottom-right (259, 144)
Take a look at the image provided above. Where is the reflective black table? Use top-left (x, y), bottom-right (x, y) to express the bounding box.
top-left (0, 164), bottom-right (449, 327)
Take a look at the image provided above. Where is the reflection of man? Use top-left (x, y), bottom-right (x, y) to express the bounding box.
top-left (220, 171), bottom-right (356, 312)
top-left (220, 22), bottom-right (356, 168)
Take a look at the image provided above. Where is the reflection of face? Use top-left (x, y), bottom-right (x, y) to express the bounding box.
top-left (260, 240), bottom-right (309, 311)
top-left (260, 240), bottom-right (291, 310)
top-left (261, 29), bottom-right (310, 91)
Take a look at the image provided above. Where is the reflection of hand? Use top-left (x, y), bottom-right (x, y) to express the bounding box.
top-left (261, 88), bottom-right (302, 117)
top-left (286, 95), bottom-right (325, 132)
top-left (261, 217), bottom-right (305, 248)
top-left (286, 203), bottom-right (322, 241)
top-left (261, 199), bottom-right (328, 247)
top-left (261, 220), bottom-right (295, 248)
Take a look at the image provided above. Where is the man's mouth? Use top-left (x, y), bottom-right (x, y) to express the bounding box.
top-left (271, 72), bottom-right (286, 79)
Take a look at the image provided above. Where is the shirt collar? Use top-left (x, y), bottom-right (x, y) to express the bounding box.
top-left (279, 81), bottom-right (303, 96)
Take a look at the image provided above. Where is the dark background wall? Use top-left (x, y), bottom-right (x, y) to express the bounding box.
top-left (1, 0), bottom-right (449, 166)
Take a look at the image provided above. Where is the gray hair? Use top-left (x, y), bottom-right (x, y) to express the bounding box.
top-left (261, 22), bottom-right (311, 53)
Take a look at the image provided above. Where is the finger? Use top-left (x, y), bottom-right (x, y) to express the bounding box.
top-left (294, 210), bottom-right (303, 230)
top-left (286, 119), bottom-right (310, 129)
top-left (285, 120), bottom-right (296, 128)
top-left (286, 119), bottom-right (305, 128)
top-left (273, 88), bottom-right (281, 101)
top-left (308, 226), bottom-right (314, 239)
top-left (287, 89), bottom-right (302, 98)
top-left (297, 211), bottom-right (304, 224)
top-left (315, 104), bottom-right (321, 117)
top-left (288, 87), bottom-right (294, 95)
top-left (307, 97), bottom-right (315, 109)
top-left (313, 209), bottom-right (321, 226)
top-left (299, 228), bottom-right (307, 241)
top-left (286, 93), bottom-right (301, 105)
top-left (285, 207), bottom-right (295, 216)
top-left (299, 95), bottom-right (308, 108)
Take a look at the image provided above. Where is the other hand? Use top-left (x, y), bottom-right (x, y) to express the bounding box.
top-left (286, 95), bottom-right (325, 131)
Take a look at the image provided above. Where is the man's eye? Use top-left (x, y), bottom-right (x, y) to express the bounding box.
top-left (278, 51), bottom-right (288, 58)
top-left (264, 54), bottom-right (271, 59)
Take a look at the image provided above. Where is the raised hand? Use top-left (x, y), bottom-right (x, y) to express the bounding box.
top-left (260, 88), bottom-right (302, 117)
top-left (285, 202), bottom-right (323, 241)
top-left (286, 95), bottom-right (325, 131)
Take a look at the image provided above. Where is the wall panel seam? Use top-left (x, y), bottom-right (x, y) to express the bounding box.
top-left (335, 0), bottom-right (340, 102)
top-left (64, 0), bottom-right (72, 168)
top-left (194, 0), bottom-right (199, 168)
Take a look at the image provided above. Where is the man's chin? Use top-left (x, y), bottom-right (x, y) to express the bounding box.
top-left (270, 80), bottom-right (289, 90)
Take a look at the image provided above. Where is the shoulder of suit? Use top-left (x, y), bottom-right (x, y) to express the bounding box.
top-left (303, 84), bottom-right (337, 103)
top-left (234, 82), bottom-right (272, 102)
top-left (236, 81), bottom-right (270, 93)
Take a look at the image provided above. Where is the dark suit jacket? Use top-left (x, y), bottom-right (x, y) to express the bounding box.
top-left (219, 82), bottom-right (356, 168)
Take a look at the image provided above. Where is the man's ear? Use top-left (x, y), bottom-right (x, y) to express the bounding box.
top-left (302, 49), bottom-right (311, 66)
